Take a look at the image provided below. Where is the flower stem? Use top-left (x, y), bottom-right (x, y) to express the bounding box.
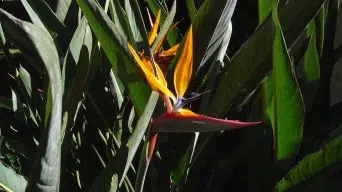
top-left (161, 93), bottom-right (173, 113)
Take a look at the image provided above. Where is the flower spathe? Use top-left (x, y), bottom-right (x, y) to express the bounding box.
top-left (128, 25), bottom-right (261, 133)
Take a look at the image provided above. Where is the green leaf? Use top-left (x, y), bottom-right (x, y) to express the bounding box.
top-left (109, 0), bottom-right (135, 45)
top-left (76, 0), bottom-right (150, 115)
top-left (276, 133), bottom-right (342, 191)
top-left (208, 0), bottom-right (325, 117)
top-left (17, 65), bottom-right (32, 98)
top-left (0, 8), bottom-right (63, 192)
top-left (134, 138), bottom-right (150, 192)
top-left (90, 91), bottom-right (159, 191)
top-left (186, 0), bottom-right (198, 22)
top-left (21, 0), bottom-right (70, 52)
top-left (0, 162), bottom-right (27, 192)
top-left (124, 0), bottom-right (148, 44)
top-left (267, 1), bottom-right (304, 160)
top-left (11, 89), bottom-right (26, 124)
top-left (0, 97), bottom-right (12, 111)
top-left (170, 136), bottom-right (197, 189)
top-left (145, 0), bottom-right (179, 46)
top-left (315, 4), bottom-right (325, 56)
top-left (192, 0), bottom-right (237, 75)
top-left (62, 17), bottom-right (92, 134)
top-left (55, 0), bottom-right (72, 22)
top-left (109, 70), bottom-right (124, 109)
top-left (145, 0), bottom-right (164, 13)
top-left (0, 22), bottom-right (6, 45)
top-left (308, 0), bottom-right (340, 117)
top-left (257, 0), bottom-right (272, 117)
top-left (151, 0), bottom-right (176, 52)
top-left (303, 21), bottom-right (320, 82)
top-left (258, 0), bottom-right (273, 23)
top-left (334, 45), bottom-right (342, 63)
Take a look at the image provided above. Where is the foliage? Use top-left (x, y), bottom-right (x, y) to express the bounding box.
top-left (0, 0), bottom-right (341, 191)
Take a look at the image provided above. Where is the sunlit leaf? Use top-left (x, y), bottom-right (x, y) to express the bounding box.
top-left (192, 0), bottom-right (236, 75)
top-left (0, 8), bottom-right (63, 192)
top-left (76, 0), bottom-right (151, 115)
top-left (21, 0), bottom-right (70, 52)
top-left (124, 0), bottom-right (148, 44)
top-left (145, 0), bottom-right (179, 46)
top-left (91, 91), bottom-right (159, 191)
top-left (0, 162), bottom-right (27, 192)
top-left (276, 133), bottom-right (342, 191)
top-left (55, 0), bottom-right (72, 22)
top-left (208, 0), bottom-right (325, 117)
top-left (151, 0), bottom-right (176, 52)
top-left (267, 1), bottom-right (304, 160)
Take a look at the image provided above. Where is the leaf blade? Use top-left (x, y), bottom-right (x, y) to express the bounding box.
top-left (276, 133), bottom-right (342, 191)
top-left (268, 1), bottom-right (305, 160)
top-left (0, 162), bottom-right (28, 192)
top-left (76, 0), bottom-right (150, 115)
top-left (192, 0), bottom-right (237, 75)
top-left (208, 0), bottom-right (325, 117)
top-left (0, 8), bottom-right (63, 192)
top-left (90, 91), bottom-right (159, 191)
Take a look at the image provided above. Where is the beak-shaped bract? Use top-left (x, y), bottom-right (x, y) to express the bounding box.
top-left (153, 109), bottom-right (262, 132)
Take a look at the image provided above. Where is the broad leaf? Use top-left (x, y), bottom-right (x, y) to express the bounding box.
top-left (303, 21), bottom-right (320, 82)
top-left (186, 0), bottom-right (198, 22)
top-left (208, 0), bottom-right (325, 116)
top-left (0, 97), bottom-right (12, 111)
top-left (21, 0), bottom-right (70, 52)
top-left (76, 0), bottom-right (150, 115)
top-left (267, 1), bottom-right (304, 160)
top-left (124, 0), bottom-right (148, 44)
top-left (170, 136), bottom-right (197, 189)
top-left (0, 162), bottom-right (27, 192)
top-left (192, 0), bottom-right (237, 75)
top-left (151, 0), bottom-right (176, 52)
top-left (62, 18), bottom-right (92, 131)
top-left (91, 91), bottom-right (159, 191)
top-left (109, 0), bottom-right (135, 45)
top-left (0, 8), bottom-right (63, 192)
top-left (55, 0), bottom-right (72, 22)
top-left (276, 133), bottom-right (342, 191)
top-left (315, 4), bottom-right (325, 56)
top-left (258, 0), bottom-right (273, 23)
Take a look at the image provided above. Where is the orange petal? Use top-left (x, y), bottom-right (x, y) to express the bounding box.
top-left (141, 55), bottom-right (154, 73)
top-left (177, 108), bottom-right (198, 116)
top-left (174, 26), bottom-right (193, 98)
top-left (145, 58), bottom-right (167, 87)
top-left (154, 36), bottom-right (166, 54)
top-left (128, 44), bottom-right (176, 102)
top-left (159, 43), bottom-right (180, 57)
top-left (154, 21), bottom-right (181, 54)
top-left (148, 10), bottom-right (161, 46)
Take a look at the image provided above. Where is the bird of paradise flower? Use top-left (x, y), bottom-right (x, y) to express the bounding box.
top-left (128, 12), bottom-right (261, 161)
